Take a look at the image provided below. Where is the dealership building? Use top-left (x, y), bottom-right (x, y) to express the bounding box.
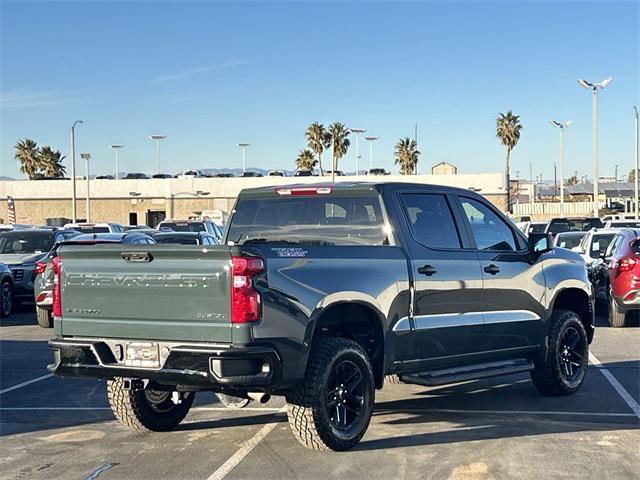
top-left (0, 173), bottom-right (507, 227)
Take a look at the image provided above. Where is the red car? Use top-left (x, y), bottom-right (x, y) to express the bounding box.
top-left (605, 228), bottom-right (640, 327)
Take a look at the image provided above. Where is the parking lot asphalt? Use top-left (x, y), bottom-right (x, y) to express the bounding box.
top-left (1, 306), bottom-right (638, 480)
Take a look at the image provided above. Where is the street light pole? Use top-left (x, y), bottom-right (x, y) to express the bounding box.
top-left (70, 120), bottom-right (83, 222)
top-left (579, 77), bottom-right (612, 217)
top-left (80, 153), bottom-right (91, 222)
top-left (364, 136), bottom-right (379, 172)
top-left (149, 135), bottom-right (166, 174)
top-left (350, 128), bottom-right (366, 176)
top-left (634, 106), bottom-right (639, 219)
top-left (550, 120), bottom-right (573, 217)
top-left (238, 142), bottom-right (250, 173)
top-left (109, 144), bottom-right (124, 179)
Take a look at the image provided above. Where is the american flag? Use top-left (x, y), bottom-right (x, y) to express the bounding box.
top-left (7, 196), bottom-right (16, 225)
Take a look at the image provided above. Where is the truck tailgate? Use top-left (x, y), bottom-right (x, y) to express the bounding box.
top-left (58, 245), bottom-right (232, 342)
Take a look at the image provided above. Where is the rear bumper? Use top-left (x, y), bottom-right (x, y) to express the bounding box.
top-left (48, 338), bottom-right (281, 390)
top-left (614, 291), bottom-right (640, 311)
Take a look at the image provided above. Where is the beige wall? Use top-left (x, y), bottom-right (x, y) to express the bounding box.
top-left (0, 173), bottom-right (507, 225)
top-left (431, 163), bottom-right (457, 175)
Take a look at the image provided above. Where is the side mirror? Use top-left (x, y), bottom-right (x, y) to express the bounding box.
top-left (528, 232), bottom-right (554, 253)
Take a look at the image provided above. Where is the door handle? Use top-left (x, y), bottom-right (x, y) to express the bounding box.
top-left (418, 265), bottom-right (437, 276)
top-left (484, 264), bottom-right (500, 275)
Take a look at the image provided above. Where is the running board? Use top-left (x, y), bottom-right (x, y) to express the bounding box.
top-left (400, 358), bottom-right (534, 387)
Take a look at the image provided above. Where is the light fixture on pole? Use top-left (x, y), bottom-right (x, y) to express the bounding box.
top-left (364, 136), bottom-right (379, 171)
top-left (149, 134), bottom-right (166, 174)
top-left (350, 128), bottom-right (366, 176)
top-left (578, 76), bottom-right (613, 216)
top-left (634, 106), bottom-right (639, 219)
top-left (70, 120), bottom-right (83, 221)
top-left (80, 153), bottom-right (91, 222)
top-left (238, 142), bottom-right (250, 173)
top-left (109, 144), bottom-right (124, 179)
top-left (549, 120), bottom-right (573, 217)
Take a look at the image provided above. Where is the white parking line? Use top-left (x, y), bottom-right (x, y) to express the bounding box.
top-left (589, 351), bottom-right (640, 419)
top-left (375, 408), bottom-right (637, 418)
top-left (206, 406), bottom-right (287, 480)
top-left (0, 374), bottom-right (53, 395)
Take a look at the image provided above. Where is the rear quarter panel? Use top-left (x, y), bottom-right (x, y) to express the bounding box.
top-left (250, 245), bottom-right (411, 381)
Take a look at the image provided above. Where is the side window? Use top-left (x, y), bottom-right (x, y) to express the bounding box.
top-left (460, 197), bottom-right (517, 251)
top-left (605, 235), bottom-right (619, 257)
top-left (400, 194), bottom-right (461, 249)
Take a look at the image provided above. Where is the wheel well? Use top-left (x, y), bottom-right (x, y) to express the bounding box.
top-left (552, 288), bottom-right (594, 342)
top-left (314, 303), bottom-right (385, 388)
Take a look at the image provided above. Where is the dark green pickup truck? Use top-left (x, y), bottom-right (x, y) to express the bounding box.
top-left (49, 182), bottom-right (594, 451)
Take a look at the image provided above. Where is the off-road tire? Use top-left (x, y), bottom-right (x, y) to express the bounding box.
top-left (107, 378), bottom-right (194, 432)
top-left (286, 337), bottom-right (374, 451)
top-left (530, 310), bottom-right (588, 396)
top-left (0, 280), bottom-right (12, 318)
top-left (385, 374), bottom-right (403, 384)
top-left (609, 291), bottom-right (627, 328)
top-left (36, 307), bottom-right (52, 328)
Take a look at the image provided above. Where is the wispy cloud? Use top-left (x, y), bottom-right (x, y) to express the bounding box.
top-left (152, 59), bottom-right (251, 82)
top-left (0, 87), bottom-right (82, 108)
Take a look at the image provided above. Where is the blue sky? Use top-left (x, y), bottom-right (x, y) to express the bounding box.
top-left (1, 0), bottom-right (638, 180)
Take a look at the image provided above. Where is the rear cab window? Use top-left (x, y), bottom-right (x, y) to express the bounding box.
top-left (226, 192), bottom-right (390, 246)
top-left (400, 193), bottom-right (461, 249)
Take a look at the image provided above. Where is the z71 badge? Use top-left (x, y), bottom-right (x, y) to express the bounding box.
top-left (271, 247), bottom-right (309, 258)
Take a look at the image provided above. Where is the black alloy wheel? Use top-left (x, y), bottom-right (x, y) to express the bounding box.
top-left (326, 360), bottom-right (368, 432)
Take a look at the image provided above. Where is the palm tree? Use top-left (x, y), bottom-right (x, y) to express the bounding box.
top-left (306, 122), bottom-right (331, 176)
top-left (14, 139), bottom-right (40, 179)
top-left (295, 149), bottom-right (317, 172)
top-left (326, 122), bottom-right (350, 179)
top-left (496, 111), bottom-right (523, 213)
top-left (39, 146), bottom-right (66, 178)
top-left (394, 138), bottom-right (420, 175)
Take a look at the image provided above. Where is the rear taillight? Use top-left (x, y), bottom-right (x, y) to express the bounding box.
top-left (34, 261), bottom-right (47, 275)
top-left (230, 256), bottom-right (263, 324)
top-left (619, 258), bottom-right (637, 272)
top-left (52, 256), bottom-right (62, 317)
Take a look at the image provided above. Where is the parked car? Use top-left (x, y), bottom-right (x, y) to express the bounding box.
top-left (517, 221), bottom-right (547, 236)
top-left (214, 173), bottom-right (235, 178)
top-left (0, 262), bottom-right (14, 318)
top-left (63, 222), bottom-right (123, 233)
top-left (367, 168), bottom-right (389, 175)
top-left (604, 219), bottom-right (640, 229)
top-left (294, 170), bottom-right (314, 176)
top-left (571, 229), bottom-right (618, 297)
top-left (50, 182), bottom-right (593, 451)
top-left (157, 219), bottom-right (223, 242)
top-left (152, 231), bottom-right (218, 245)
top-left (176, 170), bottom-right (206, 178)
top-left (34, 232), bottom-right (156, 328)
top-left (124, 173), bottom-right (150, 179)
top-left (545, 217), bottom-right (604, 237)
top-left (323, 170), bottom-right (344, 176)
top-left (603, 228), bottom-right (640, 327)
top-left (240, 171), bottom-right (264, 177)
top-left (123, 225), bottom-right (151, 231)
top-left (601, 214), bottom-right (624, 222)
top-left (267, 170), bottom-right (287, 177)
top-left (608, 202), bottom-right (625, 213)
top-left (152, 173), bottom-right (173, 179)
top-left (554, 231), bottom-right (587, 250)
top-left (0, 224), bottom-right (31, 231)
top-left (95, 175), bottom-right (115, 180)
top-left (0, 228), bottom-right (79, 306)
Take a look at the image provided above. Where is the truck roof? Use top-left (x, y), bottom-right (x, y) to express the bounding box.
top-left (237, 181), bottom-right (476, 197)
